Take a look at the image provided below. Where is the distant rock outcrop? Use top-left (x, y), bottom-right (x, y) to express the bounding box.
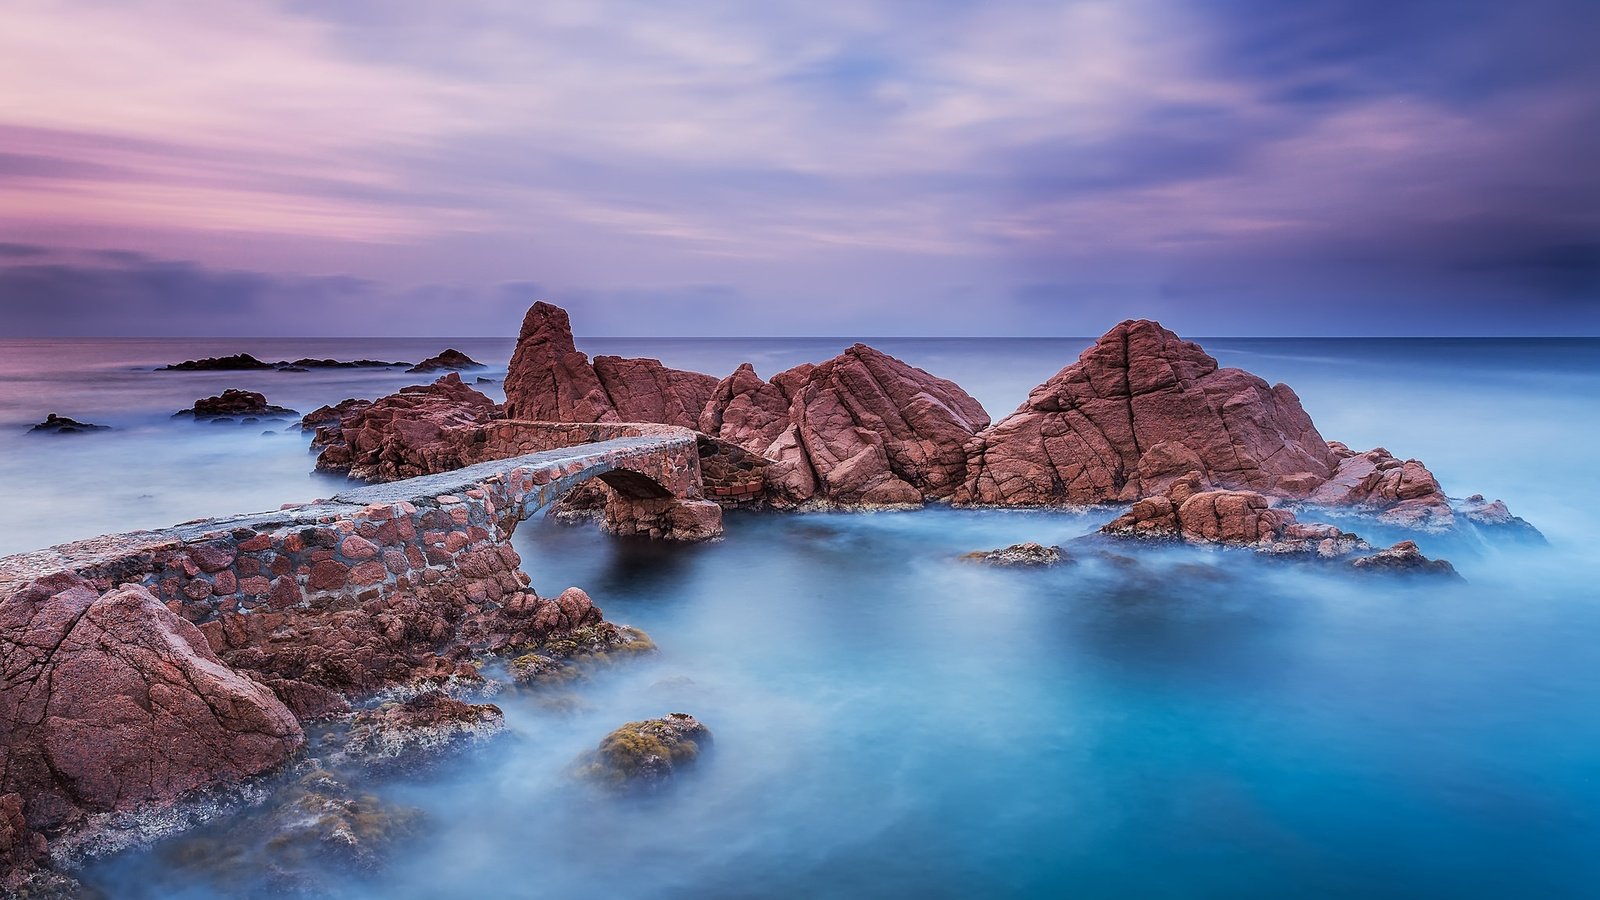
top-left (406, 348), bottom-right (485, 374)
top-left (26, 413), bottom-right (110, 434)
top-left (176, 389), bottom-right (298, 423)
top-left (162, 353), bottom-right (408, 371)
top-left (313, 373), bottom-right (502, 481)
top-left (161, 352), bottom-right (278, 371)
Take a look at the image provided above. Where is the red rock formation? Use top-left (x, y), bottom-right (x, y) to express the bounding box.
top-left (594, 355), bottom-right (718, 429)
top-left (301, 396), bottom-right (374, 432)
top-left (962, 320), bottom-right (1337, 506)
top-left (501, 302), bottom-right (721, 429)
top-left (1310, 443), bottom-right (1454, 530)
top-left (177, 389), bottom-right (298, 422)
top-left (700, 347), bottom-right (989, 505)
top-left (0, 573), bottom-right (303, 833)
top-left (503, 302), bottom-right (619, 422)
top-left (313, 374), bottom-right (502, 481)
top-left (698, 362), bottom-right (792, 451)
top-left (1100, 473), bottom-right (1368, 558)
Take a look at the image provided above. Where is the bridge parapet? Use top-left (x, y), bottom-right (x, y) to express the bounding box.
top-left (0, 433), bottom-right (721, 650)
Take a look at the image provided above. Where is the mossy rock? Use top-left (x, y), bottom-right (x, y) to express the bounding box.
top-left (574, 713), bottom-right (712, 793)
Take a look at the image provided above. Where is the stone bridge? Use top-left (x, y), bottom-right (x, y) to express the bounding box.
top-left (0, 423), bottom-right (721, 639)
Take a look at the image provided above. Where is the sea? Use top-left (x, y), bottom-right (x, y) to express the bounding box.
top-left (2, 335), bottom-right (1598, 899)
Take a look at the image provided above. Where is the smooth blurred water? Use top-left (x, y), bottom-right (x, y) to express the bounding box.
top-left (4, 335), bottom-right (1597, 898)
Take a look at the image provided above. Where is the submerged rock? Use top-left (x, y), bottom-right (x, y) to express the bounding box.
top-left (962, 542), bottom-right (1068, 567)
top-left (1349, 541), bottom-right (1462, 578)
top-left (26, 413), bottom-right (109, 434)
top-left (343, 690), bottom-right (505, 766)
top-left (175, 389), bottom-right (298, 423)
top-left (575, 713), bottom-right (712, 793)
top-left (406, 348), bottom-right (485, 374)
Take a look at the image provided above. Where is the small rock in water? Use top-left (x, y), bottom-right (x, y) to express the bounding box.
top-left (26, 413), bottom-right (110, 434)
top-left (342, 690), bottom-right (504, 769)
top-left (406, 348), bottom-right (485, 373)
top-left (961, 542), bottom-right (1068, 567)
top-left (1348, 541), bottom-right (1461, 578)
top-left (159, 353), bottom-right (276, 371)
top-left (174, 389), bottom-right (298, 423)
top-left (575, 713), bottom-right (712, 793)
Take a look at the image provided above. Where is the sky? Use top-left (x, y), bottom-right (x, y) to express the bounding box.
top-left (0, 0), bottom-right (1596, 337)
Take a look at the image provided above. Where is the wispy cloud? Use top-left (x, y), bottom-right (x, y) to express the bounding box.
top-left (0, 0), bottom-right (1594, 334)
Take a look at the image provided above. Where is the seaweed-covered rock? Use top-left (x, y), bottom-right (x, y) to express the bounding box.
top-left (961, 542), bottom-right (1067, 567)
top-left (175, 389), bottom-right (298, 423)
top-left (575, 713), bottom-right (712, 793)
top-left (26, 413), bottom-right (109, 434)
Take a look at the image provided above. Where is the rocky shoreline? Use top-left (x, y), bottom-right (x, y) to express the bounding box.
top-left (1, 301), bottom-right (1543, 893)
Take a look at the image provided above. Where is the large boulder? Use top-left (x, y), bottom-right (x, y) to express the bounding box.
top-left (698, 362), bottom-right (794, 451)
top-left (0, 573), bottom-right (304, 833)
top-left (961, 320), bottom-right (1337, 506)
top-left (312, 373), bottom-right (502, 481)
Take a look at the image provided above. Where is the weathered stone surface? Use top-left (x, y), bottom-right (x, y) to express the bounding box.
top-left (0, 574), bottom-right (304, 833)
top-left (176, 389), bottom-right (298, 423)
top-left (1100, 474), bottom-right (1370, 559)
top-left (344, 691), bottom-right (504, 766)
top-left (26, 413), bottom-right (110, 434)
top-left (594, 355), bottom-right (718, 429)
top-left (961, 542), bottom-right (1067, 567)
top-left (962, 320), bottom-right (1336, 506)
top-left (698, 362), bottom-right (794, 451)
top-left (699, 346), bottom-right (989, 506)
top-left (313, 374), bottom-right (503, 481)
top-left (575, 713), bottom-right (712, 793)
top-left (503, 301), bottom-right (619, 422)
top-left (406, 348), bottom-right (485, 374)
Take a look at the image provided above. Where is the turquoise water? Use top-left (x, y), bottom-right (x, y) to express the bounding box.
top-left (5, 336), bottom-right (1597, 898)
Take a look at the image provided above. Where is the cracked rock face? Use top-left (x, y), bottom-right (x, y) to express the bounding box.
top-left (960, 319), bottom-right (1338, 506)
top-left (701, 345), bottom-right (990, 506)
top-left (0, 573), bottom-right (304, 832)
